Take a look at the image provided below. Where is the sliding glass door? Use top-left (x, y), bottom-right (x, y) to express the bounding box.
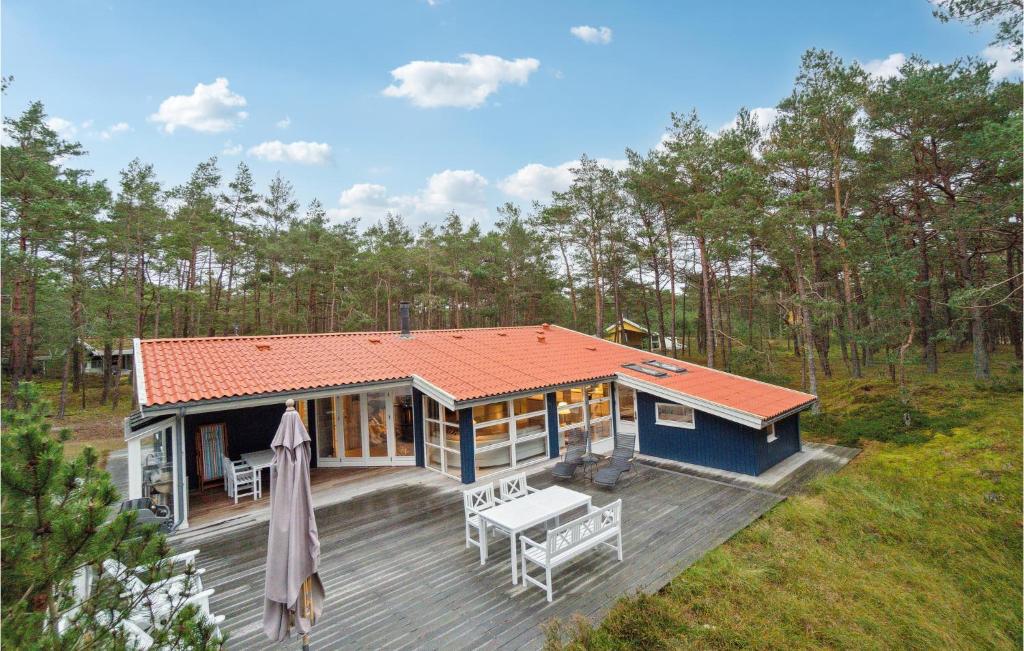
top-left (316, 387), bottom-right (416, 467)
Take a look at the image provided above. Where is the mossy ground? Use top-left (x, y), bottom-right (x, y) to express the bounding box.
top-left (546, 349), bottom-right (1022, 650)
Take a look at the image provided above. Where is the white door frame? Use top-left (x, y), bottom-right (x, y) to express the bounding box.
top-left (318, 389), bottom-right (416, 467)
top-left (615, 384), bottom-right (640, 450)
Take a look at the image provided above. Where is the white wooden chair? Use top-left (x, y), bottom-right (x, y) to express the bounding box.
top-left (499, 472), bottom-right (538, 502)
top-left (223, 456), bottom-right (259, 504)
top-left (520, 500), bottom-right (623, 602)
top-left (102, 557), bottom-right (224, 635)
top-left (462, 484), bottom-right (509, 552)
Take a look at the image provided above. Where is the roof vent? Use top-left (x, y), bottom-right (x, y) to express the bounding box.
top-left (452, 334), bottom-right (463, 339)
top-left (542, 323), bottom-right (550, 329)
top-left (255, 344), bottom-right (271, 352)
top-left (622, 362), bottom-right (667, 377)
top-left (368, 337), bottom-right (382, 344)
top-left (537, 334), bottom-right (546, 343)
top-left (585, 345), bottom-right (596, 351)
top-left (497, 332), bottom-right (508, 337)
top-left (644, 359), bottom-right (687, 373)
top-left (399, 301), bottom-right (412, 338)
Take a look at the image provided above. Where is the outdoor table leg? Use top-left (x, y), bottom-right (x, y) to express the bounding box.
top-left (479, 519), bottom-right (488, 565)
top-left (509, 532), bottom-right (519, 584)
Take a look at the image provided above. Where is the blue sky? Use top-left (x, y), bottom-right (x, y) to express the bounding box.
top-left (1, 1), bottom-right (1012, 228)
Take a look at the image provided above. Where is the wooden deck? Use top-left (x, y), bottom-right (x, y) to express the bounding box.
top-left (184, 463), bottom-right (788, 650)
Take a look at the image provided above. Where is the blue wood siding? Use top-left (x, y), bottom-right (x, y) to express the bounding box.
top-left (753, 412), bottom-right (801, 474)
top-left (636, 391), bottom-right (800, 476)
top-left (412, 388), bottom-right (426, 467)
top-left (545, 392), bottom-right (560, 459)
top-left (458, 408), bottom-right (476, 484)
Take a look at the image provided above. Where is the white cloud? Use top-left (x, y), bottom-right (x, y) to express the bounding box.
top-left (45, 117), bottom-right (78, 138)
top-left (247, 140), bottom-right (332, 165)
top-left (81, 119), bottom-right (94, 129)
top-left (982, 45), bottom-right (1019, 80)
top-left (861, 53), bottom-right (906, 80)
top-left (570, 25), bottom-right (613, 45)
top-left (276, 116), bottom-right (291, 129)
top-left (99, 122), bottom-right (131, 140)
top-left (330, 169), bottom-right (490, 222)
top-left (383, 54), bottom-right (540, 108)
top-left (149, 77), bottom-right (248, 133)
top-left (221, 141), bottom-right (243, 156)
top-left (717, 107), bottom-right (780, 134)
top-left (499, 157), bottom-right (627, 203)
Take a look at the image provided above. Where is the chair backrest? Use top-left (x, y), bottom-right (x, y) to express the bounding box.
top-left (462, 484), bottom-right (496, 514)
top-left (612, 434), bottom-right (636, 461)
top-left (546, 500), bottom-right (622, 557)
top-left (499, 472), bottom-right (529, 501)
top-left (221, 456), bottom-right (234, 479)
top-left (563, 428), bottom-right (587, 460)
top-left (102, 558), bottom-right (147, 596)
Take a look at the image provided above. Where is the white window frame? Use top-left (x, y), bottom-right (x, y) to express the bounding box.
top-left (765, 422), bottom-right (778, 443)
top-left (422, 396), bottom-right (462, 480)
top-left (473, 395), bottom-right (549, 477)
top-left (555, 384), bottom-right (613, 446)
top-left (655, 402), bottom-right (695, 429)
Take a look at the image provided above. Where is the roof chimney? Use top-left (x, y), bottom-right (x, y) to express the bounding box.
top-left (399, 301), bottom-right (411, 338)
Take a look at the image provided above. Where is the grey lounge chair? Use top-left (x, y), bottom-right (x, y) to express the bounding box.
top-left (593, 434), bottom-right (637, 489)
top-left (119, 498), bottom-right (172, 531)
top-left (552, 430), bottom-right (587, 480)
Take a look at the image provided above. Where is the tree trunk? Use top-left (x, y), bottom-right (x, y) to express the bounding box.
top-left (697, 233), bottom-right (715, 368)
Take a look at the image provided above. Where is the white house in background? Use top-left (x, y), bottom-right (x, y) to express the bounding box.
top-left (81, 339), bottom-right (134, 375)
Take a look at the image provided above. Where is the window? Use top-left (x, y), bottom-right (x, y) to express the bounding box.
top-left (423, 396), bottom-right (462, 479)
top-left (655, 402), bottom-right (695, 428)
top-left (764, 423), bottom-right (777, 443)
top-left (315, 397), bottom-right (336, 458)
top-left (556, 383), bottom-right (613, 447)
top-left (472, 394), bottom-right (548, 477)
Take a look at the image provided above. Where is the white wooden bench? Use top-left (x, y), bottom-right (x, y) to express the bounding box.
top-left (519, 499), bottom-right (623, 601)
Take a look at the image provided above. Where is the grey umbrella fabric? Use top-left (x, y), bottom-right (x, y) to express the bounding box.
top-left (262, 403), bottom-right (325, 643)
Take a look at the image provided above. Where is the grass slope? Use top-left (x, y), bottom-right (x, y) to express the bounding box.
top-left (547, 350), bottom-right (1022, 650)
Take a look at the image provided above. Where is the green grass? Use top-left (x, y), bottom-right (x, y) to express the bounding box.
top-left (31, 375), bottom-right (133, 461)
top-left (546, 350), bottom-right (1023, 650)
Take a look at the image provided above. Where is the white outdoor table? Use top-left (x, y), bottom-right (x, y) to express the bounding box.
top-left (240, 450), bottom-right (275, 497)
top-left (477, 485), bottom-right (592, 584)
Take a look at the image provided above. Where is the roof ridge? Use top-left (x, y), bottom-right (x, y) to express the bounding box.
top-left (139, 324), bottom-right (548, 344)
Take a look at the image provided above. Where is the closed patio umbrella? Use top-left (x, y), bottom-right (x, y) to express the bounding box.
top-left (263, 399), bottom-right (324, 648)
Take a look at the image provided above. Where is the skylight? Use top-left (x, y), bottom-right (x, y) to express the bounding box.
top-left (644, 359), bottom-right (687, 373)
top-left (622, 362), bottom-right (667, 377)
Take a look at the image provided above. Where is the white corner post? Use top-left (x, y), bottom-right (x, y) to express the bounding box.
top-left (174, 412), bottom-right (189, 530)
top-left (125, 417), bottom-right (143, 500)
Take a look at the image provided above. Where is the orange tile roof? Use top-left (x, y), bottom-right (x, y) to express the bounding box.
top-left (136, 325), bottom-right (816, 422)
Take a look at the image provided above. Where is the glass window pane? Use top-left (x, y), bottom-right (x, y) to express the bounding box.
top-left (475, 421), bottom-right (510, 447)
top-left (315, 397), bottom-right (336, 458)
top-left (657, 403), bottom-right (694, 426)
top-left (591, 420), bottom-right (612, 442)
top-left (445, 449), bottom-right (462, 479)
top-left (425, 397), bottom-right (440, 421)
top-left (514, 394), bottom-right (545, 415)
top-left (476, 445), bottom-right (511, 477)
top-left (556, 387), bottom-right (584, 405)
top-left (515, 437), bottom-right (547, 465)
top-left (444, 406), bottom-right (459, 426)
top-left (590, 383), bottom-right (610, 400)
top-left (590, 400), bottom-right (611, 420)
top-left (515, 414), bottom-right (546, 438)
top-left (393, 390), bottom-right (414, 457)
top-left (426, 444), bottom-right (442, 471)
top-left (366, 392), bottom-right (388, 457)
top-left (618, 386), bottom-right (636, 422)
top-left (342, 394), bottom-right (362, 458)
top-left (473, 401), bottom-right (509, 424)
top-left (426, 420), bottom-right (441, 445)
top-left (558, 404), bottom-right (583, 430)
top-left (142, 428), bottom-right (174, 517)
top-left (444, 425), bottom-right (460, 450)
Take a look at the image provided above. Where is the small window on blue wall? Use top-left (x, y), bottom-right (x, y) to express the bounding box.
top-left (764, 423), bottom-right (778, 442)
top-left (655, 402), bottom-right (694, 429)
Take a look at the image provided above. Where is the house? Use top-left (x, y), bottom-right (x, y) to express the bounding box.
top-left (123, 306), bottom-right (816, 530)
top-left (81, 339), bottom-right (134, 375)
top-left (604, 318), bottom-right (658, 350)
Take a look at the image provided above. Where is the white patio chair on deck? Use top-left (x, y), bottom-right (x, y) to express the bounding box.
top-left (499, 472), bottom-right (538, 502)
top-left (462, 484), bottom-right (509, 552)
top-left (223, 457), bottom-right (259, 504)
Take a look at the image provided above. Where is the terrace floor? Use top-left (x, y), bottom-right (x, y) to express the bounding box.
top-left (174, 443), bottom-right (857, 650)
